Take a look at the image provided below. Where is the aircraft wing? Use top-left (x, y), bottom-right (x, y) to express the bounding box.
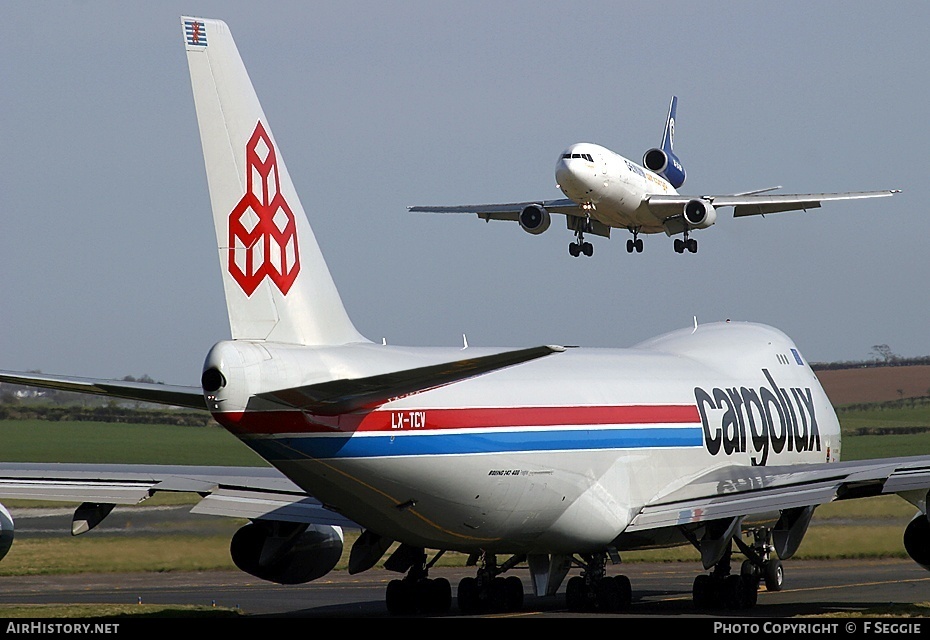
top-left (622, 454), bottom-right (930, 568)
top-left (256, 344), bottom-right (564, 415)
top-left (0, 371), bottom-right (205, 410)
top-left (645, 190), bottom-right (899, 219)
top-left (0, 462), bottom-right (358, 533)
top-left (409, 198), bottom-right (582, 221)
top-left (627, 454), bottom-right (930, 532)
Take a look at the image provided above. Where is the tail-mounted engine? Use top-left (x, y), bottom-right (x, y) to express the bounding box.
top-left (230, 520), bottom-right (344, 584)
top-left (643, 147), bottom-right (686, 189)
top-left (683, 199), bottom-right (717, 229)
top-left (519, 205), bottom-right (551, 235)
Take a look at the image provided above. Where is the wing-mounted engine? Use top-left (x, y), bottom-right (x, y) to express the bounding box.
top-left (519, 205), bottom-right (551, 235)
top-left (230, 520), bottom-right (344, 584)
top-left (643, 147), bottom-right (686, 189)
top-left (904, 513), bottom-right (930, 571)
top-left (683, 198), bottom-right (717, 229)
top-left (0, 504), bottom-right (12, 563)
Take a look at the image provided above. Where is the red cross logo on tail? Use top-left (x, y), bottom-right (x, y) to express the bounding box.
top-left (228, 122), bottom-right (300, 296)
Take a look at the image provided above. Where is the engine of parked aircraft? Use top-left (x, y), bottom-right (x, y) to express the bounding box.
top-left (0, 504), bottom-right (12, 562)
top-left (684, 198), bottom-right (717, 229)
top-left (642, 147), bottom-right (686, 188)
top-left (230, 520), bottom-right (344, 584)
top-left (904, 514), bottom-right (930, 571)
top-left (518, 205), bottom-right (551, 235)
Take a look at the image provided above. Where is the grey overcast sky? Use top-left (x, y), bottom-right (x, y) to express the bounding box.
top-left (1, 2), bottom-right (926, 386)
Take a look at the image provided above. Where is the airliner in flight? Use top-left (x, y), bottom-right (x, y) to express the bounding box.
top-left (1, 17), bottom-right (929, 617)
top-left (410, 97), bottom-right (899, 257)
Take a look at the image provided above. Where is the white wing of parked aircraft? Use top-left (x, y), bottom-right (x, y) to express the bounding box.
top-left (409, 96), bottom-right (899, 257)
top-left (2, 17), bottom-right (930, 616)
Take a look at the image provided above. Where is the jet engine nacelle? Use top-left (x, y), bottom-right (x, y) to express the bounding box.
top-left (519, 205), bottom-right (551, 235)
top-left (230, 520), bottom-right (344, 585)
top-left (683, 198), bottom-right (717, 229)
top-left (904, 514), bottom-right (930, 570)
top-left (0, 503), bottom-right (12, 563)
top-left (642, 147), bottom-right (686, 188)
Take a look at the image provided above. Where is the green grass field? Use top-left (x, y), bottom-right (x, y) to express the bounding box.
top-left (0, 420), bottom-right (266, 466)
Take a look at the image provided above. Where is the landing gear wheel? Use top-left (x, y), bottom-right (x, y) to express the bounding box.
top-left (569, 242), bottom-right (580, 257)
top-left (692, 573), bottom-right (714, 609)
top-left (627, 238), bottom-right (635, 253)
top-left (489, 577), bottom-right (509, 612)
top-left (595, 575), bottom-right (631, 611)
top-left (674, 238), bottom-right (684, 253)
top-left (566, 575), bottom-right (586, 611)
top-left (596, 576), bottom-right (622, 611)
top-left (743, 574), bottom-right (759, 607)
top-left (722, 574), bottom-right (747, 609)
top-left (505, 575), bottom-right (524, 611)
top-left (764, 558), bottom-right (784, 591)
top-left (386, 579), bottom-right (415, 615)
top-left (635, 238), bottom-right (643, 252)
top-left (582, 241), bottom-right (593, 257)
top-left (687, 238), bottom-right (698, 253)
top-left (615, 575), bottom-right (632, 608)
top-left (457, 576), bottom-right (480, 614)
top-left (421, 577), bottom-right (452, 614)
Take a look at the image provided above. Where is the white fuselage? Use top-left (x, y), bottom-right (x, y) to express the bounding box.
top-left (204, 321), bottom-right (840, 555)
top-left (555, 142), bottom-right (675, 234)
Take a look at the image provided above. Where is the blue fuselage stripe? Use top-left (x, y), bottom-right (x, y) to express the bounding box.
top-left (243, 427), bottom-right (703, 460)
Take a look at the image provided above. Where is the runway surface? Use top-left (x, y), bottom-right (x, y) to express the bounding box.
top-left (0, 559), bottom-right (927, 619)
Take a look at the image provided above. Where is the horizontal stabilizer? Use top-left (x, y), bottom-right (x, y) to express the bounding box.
top-left (0, 371), bottom-right (205, 410)
top-left (256, 345), bottom-right (564, 415)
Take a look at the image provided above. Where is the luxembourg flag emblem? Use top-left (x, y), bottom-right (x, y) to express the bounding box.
top-left (184, 20), bottom-right (207, 47)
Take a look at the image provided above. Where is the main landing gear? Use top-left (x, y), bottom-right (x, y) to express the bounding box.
top-left (384, 547), bottom-right (453, 615)
top-left (674, 230), bottom-right (698, 254)
top-left (569, 228), bottom-right (594, 257)
top-left (457, 552), bottom-right (526, 614)
top-left (565, 552), bottom-right (632, 613)
top-left (691, 527), bottom-right (784, 611)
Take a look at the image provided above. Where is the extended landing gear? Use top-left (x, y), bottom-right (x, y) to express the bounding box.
top-left (692, 543), bottom-right (759, 610)
top-left (626, 228), bottom-right (644, 253)
top-left (384, 548), bottom-right (452, 615)
top-left (569, 230), bottom-right (594, 257)
top-left (735, 527), bottom-right (785, 592)
top-left (674, 230), bottom-right (698, 254)
top-left (457, 553), bottom-right (526, 614)
top-left (565, 552), bottom-right (632, 613)
top-left (690, 527), bottom-right (787, 611)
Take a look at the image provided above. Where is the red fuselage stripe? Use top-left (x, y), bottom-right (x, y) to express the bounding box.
top-left (215, 405), bottom-right (701, 436)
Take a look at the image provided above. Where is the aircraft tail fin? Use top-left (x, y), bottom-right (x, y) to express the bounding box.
top-left (642, 95), bottom-right (686, 188)
top-left (181, 17), bottom-right (367, 346)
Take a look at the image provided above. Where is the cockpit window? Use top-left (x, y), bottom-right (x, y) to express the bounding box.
top-left (564, 153), bottom-right (594, 162)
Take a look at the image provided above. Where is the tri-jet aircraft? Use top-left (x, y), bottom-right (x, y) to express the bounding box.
top-left (2, 17), bottom-right (930, 616)
top-left (410, 97), bottom-right (899, 257)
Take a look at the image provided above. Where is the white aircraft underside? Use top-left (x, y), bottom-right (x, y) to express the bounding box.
top-left (0, 17), bottom-right (926, 615)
